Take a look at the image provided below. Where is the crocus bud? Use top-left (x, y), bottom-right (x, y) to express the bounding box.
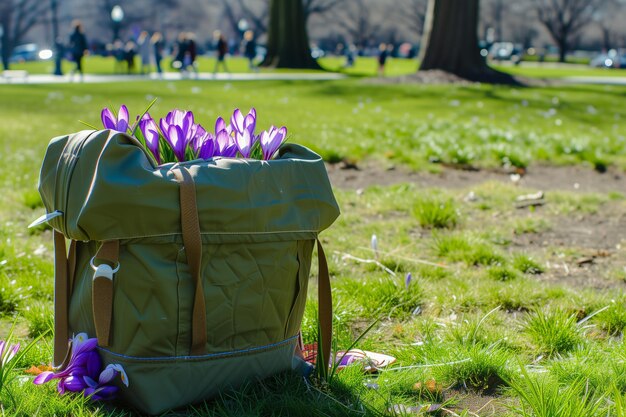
top-left (371, 234), bottom-right (378, 258)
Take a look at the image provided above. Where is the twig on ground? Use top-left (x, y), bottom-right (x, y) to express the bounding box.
top-left (354, 246), bottom-right (449, 268)
top-left (382, 358), bottom-right (471, 372)
top-left (334, 251), bottom-right (397, 276)
top-left (515, 199), bottom-right (546, 209)
top-left (578, 305), bottom-right (610, 325)
top-left (475, 399), bottom-right (497, 415)
top-left (441, 407), bottom-right (462, 417)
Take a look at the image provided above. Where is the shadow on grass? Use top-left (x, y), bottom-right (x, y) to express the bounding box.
top-left (102, 371), bottom-right (379, 417)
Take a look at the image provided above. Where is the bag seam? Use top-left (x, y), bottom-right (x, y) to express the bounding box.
top-left (97, 334), bottom-right (298, 362)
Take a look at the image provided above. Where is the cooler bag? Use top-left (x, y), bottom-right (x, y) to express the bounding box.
top-left (37, 129), bottom-right (340, 414)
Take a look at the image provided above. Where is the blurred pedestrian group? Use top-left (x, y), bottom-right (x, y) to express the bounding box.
top-left (53, 24), bottom-right (266, 78)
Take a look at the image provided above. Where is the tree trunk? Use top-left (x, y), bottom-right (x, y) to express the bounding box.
top-left (1, 12), bottom-right (12, 71)
top-left (558, 39), bottom-right (568, 62)
top-left (601, 27), bottom-right (611, 51)
top-left (261, 0), bottom-right (320, 69)
top-left (419, 0), bottom-right (516, 84)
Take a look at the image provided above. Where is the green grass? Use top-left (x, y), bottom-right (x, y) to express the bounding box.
top-left (2, 78), bottom-right (626, 174)
top-left (523, 308), bottom-right (584, 355)
top-left (10, 55), bottom-right (626, 80)
top-left (1, 77), bottom-right (625, 415)
top-left (412, 196), bottom-right (459, 229)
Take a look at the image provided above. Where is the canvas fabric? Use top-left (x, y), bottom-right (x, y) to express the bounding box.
top-left (38, 129), bottom-right (340, 414)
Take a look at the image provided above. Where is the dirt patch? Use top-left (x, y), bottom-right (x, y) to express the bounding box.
top-left (363, 70), bottom-right (473, 85)
top-left (328, 162), bottom-right (626, 291)
top-left (362, 69), bottom-right (562, 87)
top-left (327, 162), bottom-right (625, 194)
top-left (445, 389), bottom-right (513, 416)
top-left (512, 204), bottom-right (626, 290)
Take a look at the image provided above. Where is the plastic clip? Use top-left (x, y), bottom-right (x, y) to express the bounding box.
top-left (90, 257), bottom-right (120, 281)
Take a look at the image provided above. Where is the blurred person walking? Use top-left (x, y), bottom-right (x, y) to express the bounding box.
top-left (68, 20), bottom-right (88, 81)
top-left (172, 32), bottom-right (188, 71)
top-left (377, 43), bottom-right (391, 77)
top-left (151, 32), bottom-right (164, 76)
top-left (112, 40), bottom-right (125, 73)
top-left (125, 41), bottom-right (137, 73)
top-left (137, 31), bottom-right (152, 74)
top-left (185, 32), bottom-right (199, 77)
top-left (213, 31), bottom-right (229, 74)
top-left (242, 30), bottom-right (258, 72)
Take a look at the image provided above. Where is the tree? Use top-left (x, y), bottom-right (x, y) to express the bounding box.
top-left (0, 0), bottom-right (49, 70)
top-left (592, 0), bottom-right (623, 51)
top-left (262, 0), bottom-right (319, 69)
top-left (214, 0), bottom-right (268, 40)
top-left (332, 0), bottom-right (382, 50)
top-left (532, 0), bottom-right (603, 62)
top-left (418, 0), bottom-right (516, 84)
top-left (397, 0), bottom-right (428, 39)
top-left (481, 0), bottom-right (506, 42)
top-left (302, 0), bottom-right (342, 25)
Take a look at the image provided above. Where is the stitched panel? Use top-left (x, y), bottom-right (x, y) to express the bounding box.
top-left (110, 243), bottom-right (181, 357)
top-left (201, 241), bottom-right (299, 352)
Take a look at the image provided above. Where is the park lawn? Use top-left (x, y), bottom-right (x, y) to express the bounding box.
top-left (0, 79), bottom-right (625, 416)
top-left (10, 55), bottom-right (626, 80)
top-left (0, 78), bottom-right (624, 186)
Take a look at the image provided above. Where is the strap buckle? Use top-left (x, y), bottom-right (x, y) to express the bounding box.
top-left (90, 257), bottom-right (120, 280)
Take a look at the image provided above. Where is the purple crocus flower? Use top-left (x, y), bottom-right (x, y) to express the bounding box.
top-left (234, 125), bottom-right (255, 158)
top-left (405, 272), bottom-right (412, 289)
top-left (165, 125), bottom-right (187, 162)
top-left (160, 109), bottom-right (194, 140)
top-left (216, 129), bottom-right (238, 157)
top-left (215, 116), bottom-right (231, 136)
top-left (33, 333), bottom-right (128, 401)
top-left (196, 134), bottom-right (216, 159)
top-left (159, 109), bottom-right (216, 162)
top-left (101, 105), bottom-right (129, 133)
top-left (33, 334), bottom-right (101, 388)
top-left (84, 364), bottom-right (129, 401)
top-left (0, 339), bottom-right (20, 366)
top-left (231, 108), bottom-right (256, 134)
top-left (259, 126), bottom-right (287, 160)
top-left (138, 113), bottom-right (161, 164)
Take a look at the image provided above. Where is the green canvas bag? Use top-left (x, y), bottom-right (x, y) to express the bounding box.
top-left (37, 129), bottom-right (340, 414)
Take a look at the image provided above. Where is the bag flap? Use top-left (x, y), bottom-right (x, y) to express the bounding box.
top-left (38, 130), bottom-right (340, 241)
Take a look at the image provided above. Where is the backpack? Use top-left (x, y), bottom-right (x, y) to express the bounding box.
top-left (37, 129), bottom-right (340, 414)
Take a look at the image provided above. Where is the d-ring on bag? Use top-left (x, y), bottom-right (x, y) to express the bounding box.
top-left (37, 130), bottom-right (340, 414)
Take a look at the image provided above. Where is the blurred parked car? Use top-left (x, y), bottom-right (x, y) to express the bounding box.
top-left (10, 43), bottom-right (53, 62)
top-left (311, 46), bottom-right (325, 59)
top-left (589, 50), bottom-right (626, 69)
top-left (489, 42), bottom-right (522, 62)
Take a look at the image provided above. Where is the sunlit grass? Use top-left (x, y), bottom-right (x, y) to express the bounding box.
top-left (0, 78), bottom-right (625, 415)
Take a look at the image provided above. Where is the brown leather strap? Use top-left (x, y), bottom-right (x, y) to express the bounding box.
top-left (92, 240), bottom-right (119, 347)
top-left (174, 167), bottom-right (207, 355)
top-left (67, 240), bottom-right (77, 292)
top-left (53, 230), bottom-right (70, 367)
top-left (316, 239), bottom-right (333, 372)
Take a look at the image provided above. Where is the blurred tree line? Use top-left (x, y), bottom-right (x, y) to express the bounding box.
top-left (1, 0), bottom-right (625, 76)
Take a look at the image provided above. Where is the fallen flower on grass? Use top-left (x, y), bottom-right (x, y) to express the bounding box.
top-left (335, 349), bottom-right (396, 373)
top-left (388, 403), bottom-right (443, 414)
top-left (33, 333), bottom-right (128, 401)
